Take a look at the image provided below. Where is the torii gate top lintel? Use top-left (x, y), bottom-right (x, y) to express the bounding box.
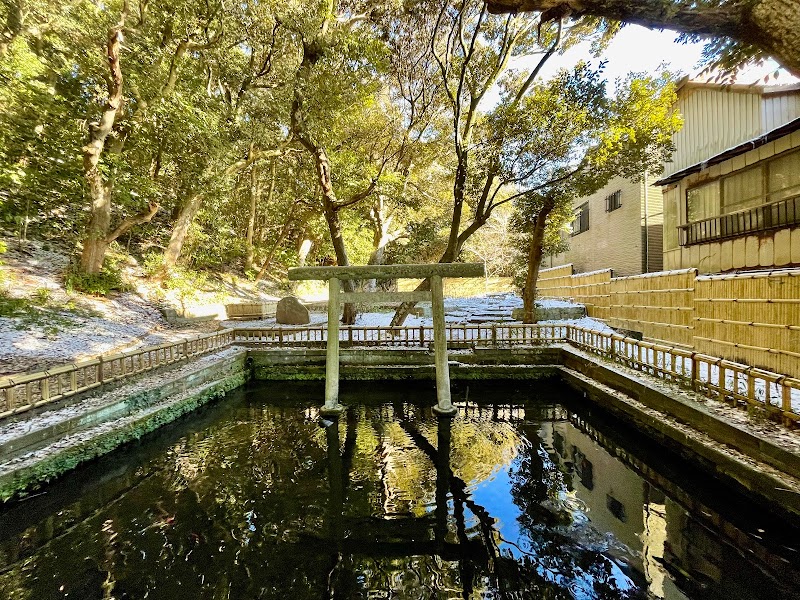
top-left (287, 263), bottom-right (486, 418)
top-left (288, 263), bottom-right (485, 282)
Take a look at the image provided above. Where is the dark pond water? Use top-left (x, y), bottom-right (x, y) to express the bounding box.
top-left (0, 380), bottom-right (799, 600)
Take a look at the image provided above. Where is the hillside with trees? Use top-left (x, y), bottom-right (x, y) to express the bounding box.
top-left (1, 0), bottom-right (682, 347)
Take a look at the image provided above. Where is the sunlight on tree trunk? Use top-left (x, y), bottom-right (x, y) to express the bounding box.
top-left (523, 198), bottom-right (555, 323)
top-left (164, 194), bottom-right (202, 270)
top-left (80, 23), bottom-right (126, 274)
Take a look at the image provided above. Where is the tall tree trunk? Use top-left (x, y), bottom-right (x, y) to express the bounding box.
top-left (80, 24), bottom-right (125, 274)
top-left (321, 195), bottom-right (357, 325)
top-left (245, 160), bottom-right (260, 271)
top-left (388, 205), bottom-right (487, 327)
top-left (523, 198), bottom-right (556, 323)
top-left (254, 210), bottom-right (293, 283)
top-left (366, 196), bottom-right (403, 291)
top-left (290, 36), bottom-right (371, 326)
top-left (289, 238), bottom-right (313, 294)
top-left (297, 238), bottom-right (313, 266)
top-left (444, 148), bottom-right (469, 260)
top-left (164, 193), bottom-right (202, 269)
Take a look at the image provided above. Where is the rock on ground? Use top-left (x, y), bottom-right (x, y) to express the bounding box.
top-left (276, 296), bottom-right (310, 325)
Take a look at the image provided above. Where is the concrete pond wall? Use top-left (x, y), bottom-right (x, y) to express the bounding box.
top-left (1, 344), bottom-right (799, 525)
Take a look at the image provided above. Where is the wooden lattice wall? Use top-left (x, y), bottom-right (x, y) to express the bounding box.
top-left (538, 265), bottom-right (800, 378)
top-left (694, 270), bottom-right (800, 376)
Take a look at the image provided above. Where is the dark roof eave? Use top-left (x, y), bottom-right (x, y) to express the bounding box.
top-left (654, 116), bottom-right (800, 187)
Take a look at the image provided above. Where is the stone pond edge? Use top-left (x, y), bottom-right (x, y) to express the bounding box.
top-left (1, 344), bottom-right (798, 523)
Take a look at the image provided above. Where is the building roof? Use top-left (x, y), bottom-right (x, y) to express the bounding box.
top-left (654, 116), bottom-right (800, 186)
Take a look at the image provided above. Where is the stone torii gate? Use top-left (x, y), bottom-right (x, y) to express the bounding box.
top-left (288, 263), bottom-right (485, 417)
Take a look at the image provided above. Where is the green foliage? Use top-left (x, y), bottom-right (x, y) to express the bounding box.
top-left (0, 291), bottom-right (29, 318)
top-left (162, 266), bottom-right (209, 310)
top-left (0, 0), bottom-right (686, 287)
top-left (65, 264), bottom-right (127, 296)
top-left (32, 287), bottom-right (52, 305)
top-left (142, 251), bottom-right (166, 277)
top-left (0, 286), bottom-right (76, 335)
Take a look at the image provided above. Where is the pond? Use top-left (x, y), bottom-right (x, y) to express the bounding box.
top-left (0, 380), bottom-right (798, 599)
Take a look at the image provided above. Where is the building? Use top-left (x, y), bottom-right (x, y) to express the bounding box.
top-left (546, 175), bottom-right (664, 277)
top-left (655, 79), bottom-right (800, 272)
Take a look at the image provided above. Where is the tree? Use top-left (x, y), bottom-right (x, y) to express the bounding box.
top-left (389, 0), bottom-right (613, 325)
top-left (485, 0), bottom-right (800, 77)
top-left (509, 67), bottom-right (680, 321)
top-left (79, 0), bottom-right (233, 273)
top-left (388, 0), bottom-right (541, 325)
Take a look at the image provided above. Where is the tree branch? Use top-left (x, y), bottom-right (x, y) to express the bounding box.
top-left (486, 0), bottom-right (800, 76)
top-left (105, 202), bottom-right (160, 243)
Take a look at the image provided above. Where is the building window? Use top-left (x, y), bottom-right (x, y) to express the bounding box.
top-left (686, 181), bottom-right (720, 222)
top-left (722, 166), bottom-right (763, 214)
top-left (605, 190), bottom-right (622, 212)
top-left (572, 202), bottom-right (589, 235)
top-left (680, 148), bottom-right (800, 245)
top-left (663, 188), bottom-right (680, 250)
top-left (768, 150), bottom-right (800, 202)
top-left (606, 494), bottom-right (627, 522)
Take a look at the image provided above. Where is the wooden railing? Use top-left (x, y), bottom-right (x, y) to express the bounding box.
top-left (2, 323), bottom-right (798, 425)
top-left (231, 323), bottom-right (569, 348)
top-left (566, 326), bottom-right (800, 424)
top-left (679, 194), bottom-right (800, 246)
top-left (0, 330), bottom-right (235, 419)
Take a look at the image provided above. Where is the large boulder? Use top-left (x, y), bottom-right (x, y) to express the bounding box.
top-left (276, 296), bottom-right (310, 325)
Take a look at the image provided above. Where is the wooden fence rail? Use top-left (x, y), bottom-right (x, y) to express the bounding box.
top-left (0, 329), bottom-right (234, 420)
top-left (231, 323), bottom-right (569, 348)
top-left (1, 323), bottom-right (798, 425)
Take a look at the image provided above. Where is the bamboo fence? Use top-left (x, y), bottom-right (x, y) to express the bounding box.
top-left (536, 264), bottom-right (574, 298)
top-left (2, 323), bottom-right (799, 426)
top-left (537, 265), bottom-right (612, 319)
top-left (608, 269), bottom-right (696, 347)
top-left (538, 265), bottom-right (800, 378)
top-left (694, 269), bottom-right (800, 378)
top-left (569, 270), bottom-right (612, 320)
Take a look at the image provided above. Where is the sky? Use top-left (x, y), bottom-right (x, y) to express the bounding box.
top-left (513, 24), bottom-right (796, 88)
top-left (543, 25), bottom-right (704, 80)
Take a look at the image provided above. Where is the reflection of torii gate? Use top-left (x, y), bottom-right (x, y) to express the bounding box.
top-left (288, 263), bottom-right (485, 416)
top-left (320, 413), bottom-right (506, 597)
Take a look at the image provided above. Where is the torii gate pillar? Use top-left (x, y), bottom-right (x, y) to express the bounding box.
top-left (288, 263), bottom-right (485, 417)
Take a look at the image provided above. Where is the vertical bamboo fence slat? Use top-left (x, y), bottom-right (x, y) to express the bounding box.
top-left (694, 269), bottom-right (800, 379)
top-left (608, 269), bottom-right (696, 347)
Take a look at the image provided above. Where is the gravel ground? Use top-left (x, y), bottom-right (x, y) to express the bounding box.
top-left (0, 240), bottom-right (222, 375)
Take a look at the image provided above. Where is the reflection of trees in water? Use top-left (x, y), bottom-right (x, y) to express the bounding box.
top-left (0, 400), bottom-right (642, 600)
top-left (339, 403), bottom-right (523, 518)
top-left (388, 413), bottom-right (643, 599)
